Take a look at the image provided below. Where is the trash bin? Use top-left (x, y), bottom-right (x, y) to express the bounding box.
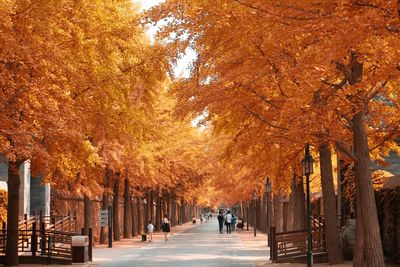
top-left (71, 236), bottom-right (89, 263)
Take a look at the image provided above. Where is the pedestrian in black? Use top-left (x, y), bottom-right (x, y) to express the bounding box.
top-left (162, 214), bottom-right (171, 241)
top-left (217, 211), bottom-right (224, 234)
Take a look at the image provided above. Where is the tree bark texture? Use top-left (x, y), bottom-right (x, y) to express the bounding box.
top-left (145, 192), bottom-right (150, 230)
top-left (171, 197), bottom-right (176, 226)
top-left (113, 179), bottom-right (120, 241)
top-left (131, 197), bottom-right (137, 237)
top-left (161, 196), bottom-right (165, 222)
top-left (123, 178), bottom-right (131, 238)
top-left (353, 178), bottom-right (365, 267)
top-left (352, 111), bottom-right (384, 266)
top-left (257, 196), bottom-right (262, 231)
top-left (319, 143), bottom-right (343, 264)
top-left (282, 202), bottom-right (289, 232)
top-left (84, 195), bottom-right (93, 232)
top-left (149, 191), bottom-right (154, 222)
top-left (6, 160), bottom-right (22, 266)
top-left (155, 194), bottom-right (161, 231)
top-left (166, 193), bottom-right (171, 218)
top-left (291, 176), bottom-right (306, 231)
top-left (274, 192), bottom-right (283, 232)
top-left (136, 196), bottom-right (143, 234)
top-left (288, 177), bottom-right (295, 231)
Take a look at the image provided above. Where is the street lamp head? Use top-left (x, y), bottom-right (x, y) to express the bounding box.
top-left (302, 143), bottom-right (314, 176)
top-left (265, 176), bottom-right (272, 193)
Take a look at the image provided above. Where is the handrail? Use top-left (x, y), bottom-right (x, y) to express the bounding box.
top-left (18, 215), bottom-right (36, 229)
top-left (270, 226), bottom-right (327, 263)
top-left (46, 214), bottom-right (76, 233)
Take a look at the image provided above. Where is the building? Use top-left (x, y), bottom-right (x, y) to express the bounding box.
top-left (0, 156), bottom-right (50, 219)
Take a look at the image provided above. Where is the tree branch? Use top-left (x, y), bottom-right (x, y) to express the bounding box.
top-left (369, 120), bottom-right (400, 152)
top-left (335, 141), bottom-right (356, 161)
top-left (243, 105), bottom-right (288, 131)
top-left (11, 1), bottom-right (37, 17)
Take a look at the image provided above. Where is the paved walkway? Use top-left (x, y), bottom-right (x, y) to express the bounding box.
top-left (91, 217), bottom-right (267, 267)
top-left (6, 217), bottom-right (396, 266)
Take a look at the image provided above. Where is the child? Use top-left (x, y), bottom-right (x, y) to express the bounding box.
top-left (147, 220), bottom-right (154, 242)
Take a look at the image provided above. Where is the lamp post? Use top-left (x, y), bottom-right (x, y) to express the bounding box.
top-left (265, 177), bottom-right (272, 247)
top-left (253, 191), bottom-right (257, 237)
top-left (302, 143), bottom-right (314, 267)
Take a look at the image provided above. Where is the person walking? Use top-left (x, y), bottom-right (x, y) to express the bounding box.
top-left (225, 210), bottom-right (232, 234)
top-left (147, 220), bottom-right (154, 242)
top-left (217, 211), bottom-right (224, 234)
top-left (231, 214), bottom-right (236, 232)
top-left (162, 214), bottom-right (171, 241)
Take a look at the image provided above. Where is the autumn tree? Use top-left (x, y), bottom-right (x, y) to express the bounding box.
top-left (0, 0), bottom-right (168, 264)
top-left (147, 1), bottom-right (400, 266)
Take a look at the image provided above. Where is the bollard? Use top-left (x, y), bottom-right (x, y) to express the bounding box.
top-left (88, 228), bottom-right (93, 261)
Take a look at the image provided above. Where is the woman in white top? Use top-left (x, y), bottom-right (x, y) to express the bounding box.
top-left (162, 214), bottom-right (171, 241)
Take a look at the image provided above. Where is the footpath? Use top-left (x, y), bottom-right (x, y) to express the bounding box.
top-left (18, 217), bottom-right (398, 266)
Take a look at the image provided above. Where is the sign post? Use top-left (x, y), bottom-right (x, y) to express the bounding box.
top-left (99, 208), bottom-right (112, 248)
top-left (108, 206), bottom-right (112, 248)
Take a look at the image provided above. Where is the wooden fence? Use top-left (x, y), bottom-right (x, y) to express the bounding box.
top-left (270, 225), bottom-right (327, 263)
top-left (0, 212), bottom-right (89, 265)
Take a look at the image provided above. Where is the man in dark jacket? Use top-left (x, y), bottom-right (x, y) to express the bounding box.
top-left (217, 211), bottom-right (224, 234)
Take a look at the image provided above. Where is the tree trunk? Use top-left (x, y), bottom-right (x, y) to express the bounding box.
top-left (171, 197), bottom-right (176, 226)
top-left (160, 196), bottom-right (164, 224)
top-left (292, 176), bottom-right (306, 231)
top-left (353, 178), bottom-right (365, 267)
top-left (100, 168), bottom-right (110, 244)
top-left (6, 160), bottom-right (22, 266)
top-left (180, 199), bottom-right (184, 224)
top-left (145, 192), bottom-right (150, 230)
top-left (274, 192), bottom-right (283, 232)
top-left (136, 196), bottom-right (143, 234)
top-left (149, 191), bottom-right (154, 222)
top-left (288, 178), bottom-right (295, 231)
top-left (319, 143), bottom-right (344, 264)
top-left (166, 193), bottom-right (171, 218)
top-left (113, 179), bottom-right (120, 241)
top-left (352, 111), bottom-right (384, 266)
top-left (257, 196), bottom-right (262, 231)
top-left (123, 178), bottom-right (131, 238)
top-left (131, 197), bottom-right (137, 237)
top-left (84, 195), bottom-right (93, 232)
top-left (155, 194), bottom-right (161, 231)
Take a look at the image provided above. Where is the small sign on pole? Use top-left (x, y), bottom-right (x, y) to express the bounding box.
top-left (99, 210), bottom-right (108, 227)
top-left (99, 208), bottom-right (112, 247)
top-left (108, 206), bottom-right (113, 248)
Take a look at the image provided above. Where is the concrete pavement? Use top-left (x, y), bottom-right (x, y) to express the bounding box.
top-left (91, 217), bottom-right (268, 266)
top-left (9, 217), bottom-right (396, 266)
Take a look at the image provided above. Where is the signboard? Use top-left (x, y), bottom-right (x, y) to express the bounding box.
top-left (99, 209), bottom-right (109, 227)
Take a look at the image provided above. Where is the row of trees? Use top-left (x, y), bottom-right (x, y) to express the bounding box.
top-left (0, 1), bottom-right (211, 265)
top-left (148, 1), bottom-right (400, 266)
